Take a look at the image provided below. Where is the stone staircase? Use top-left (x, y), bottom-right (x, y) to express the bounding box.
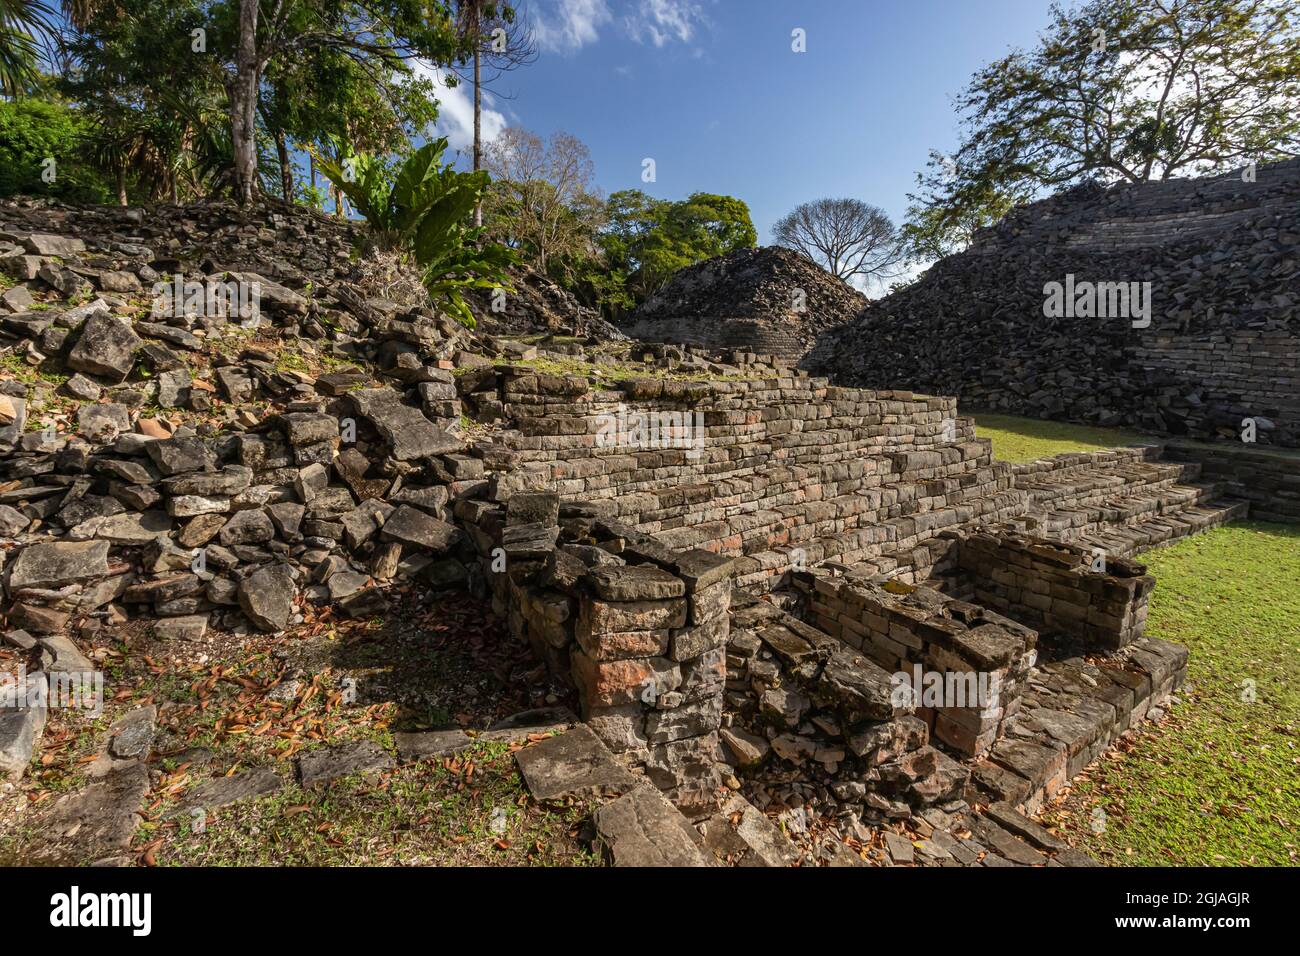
top-left (1005, 446), bottom-right (1250, 558)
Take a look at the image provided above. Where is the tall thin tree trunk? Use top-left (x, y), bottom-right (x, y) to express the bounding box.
top-left (275, 127), bottom-right (293, 202)
top-left (230, 0), bottom-right (261, 205)
top-left (472, 1), bottom-right (483, 229)
top-left (116, 166), bottom-right (127, 206)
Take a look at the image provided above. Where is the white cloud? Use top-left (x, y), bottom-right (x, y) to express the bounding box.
top-left (626, 0), bottom-right (708, 47)
top-left (532, 0), bottom-right (613, 53)
top-left (529, 0), bottom-right (708, 53)
top-left (413, 62), bottom-right (509, 156)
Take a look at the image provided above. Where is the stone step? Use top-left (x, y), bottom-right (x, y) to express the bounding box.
top-left (971, 635), bottom-right (1189, 815)
top-left (1017, 460), bottom-right (1202, 510)
top-left (1074, 498), bottom-right (1250, 558)
top-left (1009, 445), bottom-right (1164, 481)
top-left (1020, 481), bottom-right (1223, 540)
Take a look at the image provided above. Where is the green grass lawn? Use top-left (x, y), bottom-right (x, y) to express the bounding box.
top-left (1043, 521), bottom-right (1300, 865)
top-left (972, 412), bottom-right (1157, 463)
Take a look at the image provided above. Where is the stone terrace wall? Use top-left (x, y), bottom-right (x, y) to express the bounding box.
top-left (796, 570), bottom-right (1038, 758)
top-left (1161, 440), bottom-right (1300, 524)
top-left (814, 159), bottom-right (1300, 447)
top-left (956, 532), bottom-right (1155, 653)
top-left (468, 366), bottom-right (1026, 592)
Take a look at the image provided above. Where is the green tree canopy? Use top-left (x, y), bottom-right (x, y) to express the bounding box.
top-left (905, 0), bottom-right (1300, 257)
top-left (602, 189), bottom-right (757, 300)
top-left (0, 95), bottom-right (112, 201)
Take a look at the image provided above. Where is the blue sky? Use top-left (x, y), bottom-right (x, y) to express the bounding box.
top-left (435, 0), bottom-right (1065, 246)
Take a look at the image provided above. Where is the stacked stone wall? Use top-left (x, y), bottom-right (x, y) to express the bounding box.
top-left (456, 491), bottom-right (734, 811)
top-left (814, 159), bottom-right (1300, 447)
top-left (957, 532), bottom-right (1154, 652)
top-left (1161, 440), bottom-right (1300, 523)
top-left (469, 366), bottom-right (1025, 592)
top-left (796, 571), bottom-right (1038, 758)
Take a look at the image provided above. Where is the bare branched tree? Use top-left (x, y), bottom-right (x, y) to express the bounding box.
top-left (772, 198), bottom-right (905, 284)
top-left (483, 126), bottom-right (601, 272)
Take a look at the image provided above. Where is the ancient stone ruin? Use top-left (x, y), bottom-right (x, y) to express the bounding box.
top-left (814, 159), bottom-right (1300, 447)
top-left (0, 192), bottom-right (1295, 866)
top-left (622, 246), bottom-right (868, 363)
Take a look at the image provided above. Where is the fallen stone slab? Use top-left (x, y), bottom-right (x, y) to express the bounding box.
top-left (232, 272), bottom-right (309, 315)
top-left (9, 602), bottom-right (67, 634)
top-left (109, 705), bottom-right (157, 760)
top-left (66, 310), bottom-right (141, 382)
top-left (0, 697), bottom-right (47, 781)
top-left (153, 614), bottom-right (209, 641)
top-left (393, 729), bottom-right (472, 762)
top-left (297, 739), bottom-right (394, 788)
top-left (380, 504), bottom-right (460, 552)
top-left (719, 726), bottom-right (770, 769)
top-left (145, 435), bottom-right (214, 476)
top-left (39, 634), bottom-right (95, 675)
top-left (238, 563), bottom-right (296, 632)
top-left (347, 387), bottom-right (461, 461)
top-left (593, 784), bottom-right (714, 867)
top-left (77, 402), bottom-right (131, 442)
top-left (514, 723), bottom-right (637, 802)
top-left (884, 831), bottom-right (916, 864)
top-left (2, 628), bottom-right (38, 651)
top-left (219, 508), bottom-right (276, 546)
top-left (0, 283), bottom-right (34, 311)
top-left (698, 793), bottom-right (799, 867)
top-left (70, 509), bottom-right (171, 545)
top-left (23, 233), bottom-right (85, 256)
top-left (28, 762), bottom-right (150, 864)
top-left (179, 766), bottom-right (285, 812)
top-left (0, 503), bottom-right (29, 536)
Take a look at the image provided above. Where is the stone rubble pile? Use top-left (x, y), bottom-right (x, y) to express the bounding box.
top-left (466, 264), bottom-right (628, 342)
top-left (813, 159), bottom-right (1300, 447)
top-left (0, 201), bottom-right (516, 743)
top-left (623, 246), bottom-right (870, 362)
top-left (721, 593), bottom-right (970, 822)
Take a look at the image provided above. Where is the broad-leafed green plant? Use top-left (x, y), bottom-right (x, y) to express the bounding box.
top-left (318, 136), bottom-right (515, 329)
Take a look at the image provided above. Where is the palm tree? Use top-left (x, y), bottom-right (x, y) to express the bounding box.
top-left (0, 0), bottom-right (56, 96)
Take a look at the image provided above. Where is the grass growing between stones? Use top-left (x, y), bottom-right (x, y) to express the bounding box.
top-left (152, 741), bottom-right (602, 867)
top-left (972, 412), bottom-right (1157, 463)
top-left (1042, 521), bottom-right (1300, 865)
top-left (0, 593), bottom-right (585, 866)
